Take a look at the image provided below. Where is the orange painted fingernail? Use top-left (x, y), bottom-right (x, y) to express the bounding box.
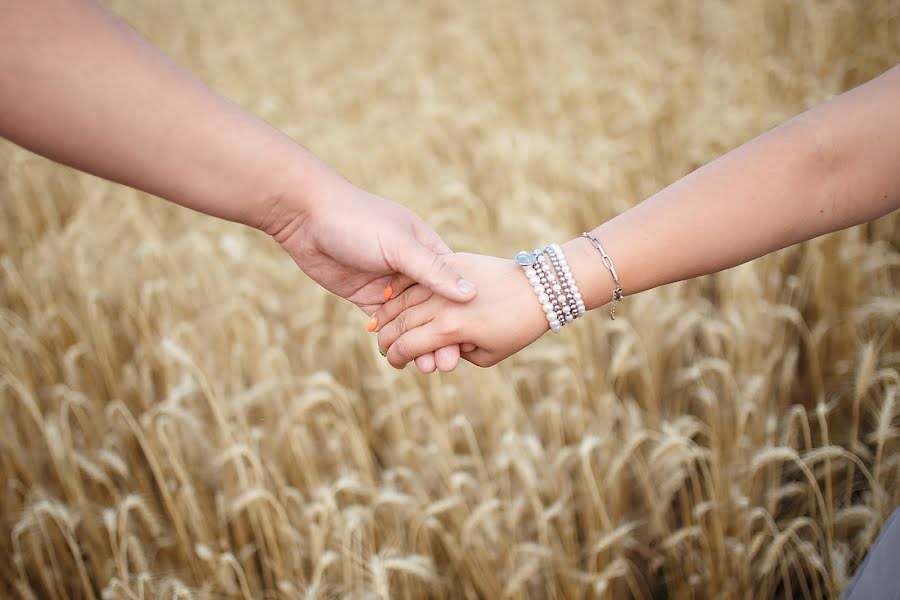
top-left (383, 285), bottom-right (393, 301)
top-left (367, 317), bottom-right (377, 332)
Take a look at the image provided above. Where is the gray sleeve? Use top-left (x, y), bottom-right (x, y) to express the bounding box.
top-left (841, 508), bottom-right (900, 600)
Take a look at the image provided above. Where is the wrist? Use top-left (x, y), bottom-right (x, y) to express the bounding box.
top-left (253, 143), bottom-right (348, 241)
top-left (561, 236), bottom-right (615, 313)
top-left (503, 258), bottom-right (554, 341)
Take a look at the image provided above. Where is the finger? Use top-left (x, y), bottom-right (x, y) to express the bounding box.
top-left (414, 353), bottom-right (437, 374)
top-left (460, 343), bottom-right (476, 352)
top-left (384, 273), bottom-right (417, 302)
top-left (373, 284), bottom-right (433, 332)
top-left (377, 302), bottom-right (436, 352)
top-left (434, 344), bottom-right (461, 372)
top-left (460, 347), bottom-right (495, 368)
top-left (390, 237), bottom-right (477, 303)
top-left (386, 322), bottom-right (453, 369)
top-left (413, 219), bottom-right (453, 255)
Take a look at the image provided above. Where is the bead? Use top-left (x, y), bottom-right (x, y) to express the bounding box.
top-left (562, 304), bottom-right (571, 314)
top-left (547, 311), bottom-right (557, 321)
top-left (538, 293), bottom-right (549, 303)
top-left (529, 276), bottom-right (540, 286)
top-left (550, 325), bottom-right (562, 334)
top-left (549, 319), bottom-right (560, 328)
top-left (524, 267), bottom-right (536, 278)
top-left (574, 292), bottom-right (582, 300)
top-left (552, 284), bottom-right (562, 293)
top-left (543, 302), bottom-right (554, 313)
top-left (538, 254), bottom-right (547, 263)
top-left (534, 284), bottom-right (545, 295)
top-left (566, 314), bottom-right (574, 322)
top-left (558, 294), bottom-right (566, 303)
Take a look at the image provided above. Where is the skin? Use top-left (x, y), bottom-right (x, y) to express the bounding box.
top-left (0, 0), bottom-right (475, 373)
top-left (376, 65), bottom-right (900, 369)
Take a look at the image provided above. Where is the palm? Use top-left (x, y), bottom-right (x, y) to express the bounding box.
top-left (287, 249), bottom-right (391, 315)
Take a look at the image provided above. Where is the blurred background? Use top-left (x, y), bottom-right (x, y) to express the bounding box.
top-left (1, 1), bottom-right (898, 598)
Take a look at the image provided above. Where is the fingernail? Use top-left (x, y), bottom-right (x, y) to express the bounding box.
top-left (383, 284), bottom-right (393, 301)
top-left (367, 317), bottom-right (377, 332)
top-left (378, 347), bottom-right (386, 357)
top-left (457, 278), bottom-right (476, 295)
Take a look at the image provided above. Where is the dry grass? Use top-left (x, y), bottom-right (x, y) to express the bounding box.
top-left (2, 1), bottom-right (899, 598)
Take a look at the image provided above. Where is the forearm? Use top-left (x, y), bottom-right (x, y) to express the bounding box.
top-left (0, 0), bottom-right (330, 230)
top-left (564, 65), bottom-right (900, 311)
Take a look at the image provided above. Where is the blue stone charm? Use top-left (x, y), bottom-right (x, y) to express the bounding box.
top-left (515, 251), bottom-right (536, 266)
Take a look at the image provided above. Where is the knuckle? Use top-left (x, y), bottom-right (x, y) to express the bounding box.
top-left (394, 311), bottom-right (408, 334)
top-left (399, 289), bottom-right (413, 311)
top-left (428, 255), bottom-right (449, 280)
top-left (390, 339), bottom-right (411, 366)
top-left (439, 314), bottom-right (464, 339)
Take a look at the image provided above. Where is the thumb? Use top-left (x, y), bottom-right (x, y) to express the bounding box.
top-left (413, 219), bottom-right (453, 256)
top-left (393, 236), bottom-right (477, 302)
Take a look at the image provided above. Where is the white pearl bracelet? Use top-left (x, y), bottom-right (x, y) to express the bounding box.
top-left (515, 244), bottom-right (584, 334)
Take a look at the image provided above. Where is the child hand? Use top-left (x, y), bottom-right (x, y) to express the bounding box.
top-left (372, 253), bottom-right (551, 369)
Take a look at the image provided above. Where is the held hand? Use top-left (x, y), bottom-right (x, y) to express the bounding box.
top-left (263, 172), bottom-right (477, 373)
top-left (372, 253), bottom-right (550, 369)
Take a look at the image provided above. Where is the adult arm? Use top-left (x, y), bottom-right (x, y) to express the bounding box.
top-left (0, 0), bottom-right (475, 372)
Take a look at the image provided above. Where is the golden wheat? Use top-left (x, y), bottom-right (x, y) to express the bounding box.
top-left (2, 0), bottom-right (899, 598)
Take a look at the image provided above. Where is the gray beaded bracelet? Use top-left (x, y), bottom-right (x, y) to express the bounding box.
top-left (547, 243), bottom-right (586, 320)
top-left (515, 243), bottom-right (584, 333)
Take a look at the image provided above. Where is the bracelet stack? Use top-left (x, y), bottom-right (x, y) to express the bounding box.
top-left (515, 244), bottom-right (585, 334)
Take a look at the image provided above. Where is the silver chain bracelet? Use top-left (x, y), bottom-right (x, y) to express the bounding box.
top-left (582, 231), bottom-right (624, 320)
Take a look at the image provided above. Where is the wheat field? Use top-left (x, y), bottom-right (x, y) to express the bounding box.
top-left (2, 1), bottom-right (899, 598)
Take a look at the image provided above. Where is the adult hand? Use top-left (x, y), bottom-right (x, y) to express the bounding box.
top-left (262, 170), bottom-right (476, 373)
